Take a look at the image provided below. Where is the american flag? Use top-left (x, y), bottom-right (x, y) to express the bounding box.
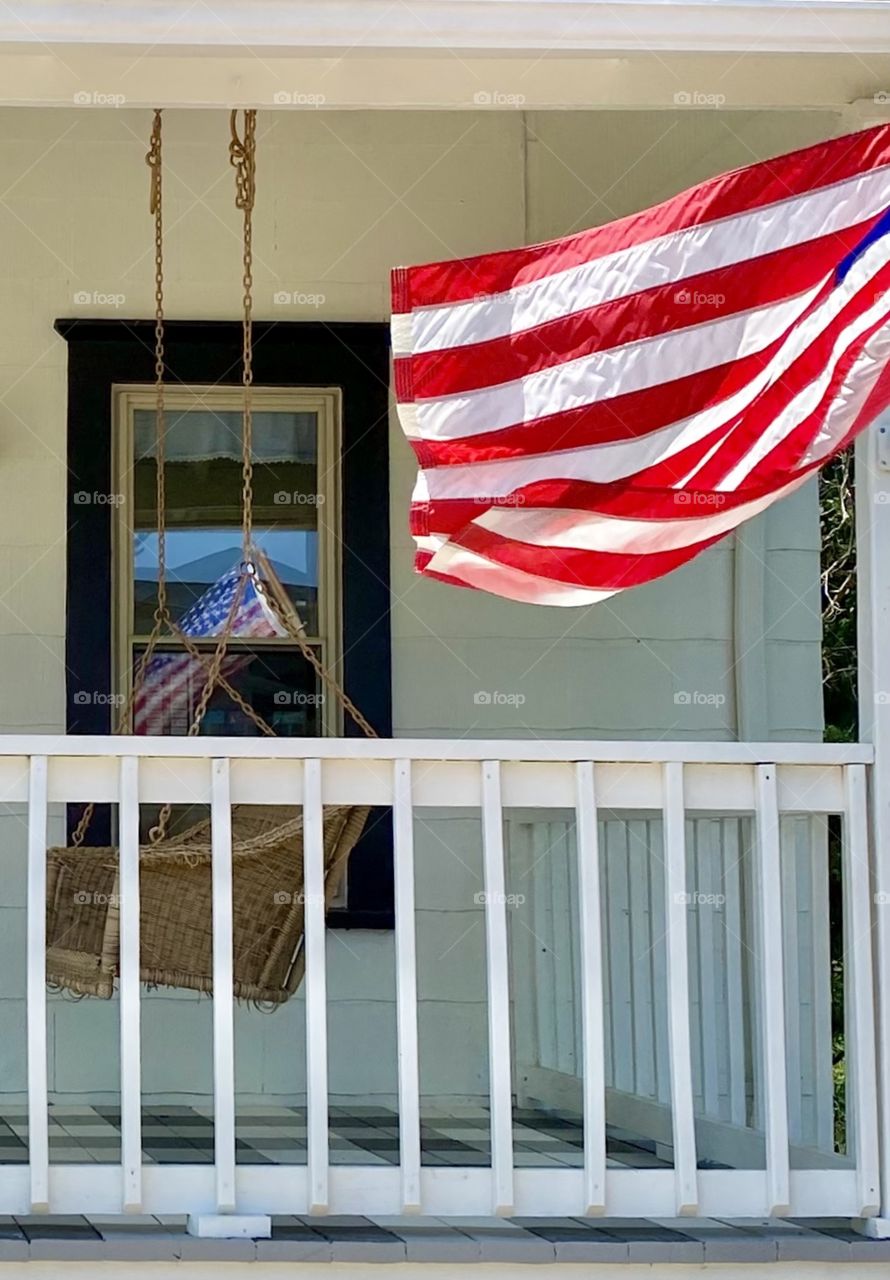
top-left (392, 124), bottom-right (890, 607)
top-left (134, 565), bottom-right (285, 735)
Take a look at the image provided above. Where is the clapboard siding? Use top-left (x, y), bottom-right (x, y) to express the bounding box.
top-left (510, 812), bottom-right (837, 1156)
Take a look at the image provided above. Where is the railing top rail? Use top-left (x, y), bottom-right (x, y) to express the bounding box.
top-left (0, 735), bottom-right (873, 764)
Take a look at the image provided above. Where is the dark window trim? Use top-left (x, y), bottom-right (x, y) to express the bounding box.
top-left (57, 317), bottom-right (394, 929)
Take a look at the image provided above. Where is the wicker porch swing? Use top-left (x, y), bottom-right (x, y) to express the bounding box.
top-left (45, 110), bottom-right (374, 1005)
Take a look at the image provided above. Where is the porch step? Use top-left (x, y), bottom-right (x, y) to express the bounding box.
top-left (0, 1215), bottom-right (885, 1263)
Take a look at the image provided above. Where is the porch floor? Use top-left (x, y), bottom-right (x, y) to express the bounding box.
top-left (0, 1103), bottom-right (699, 1170)
top-left (0, 1215), bottom-right (885, 1264)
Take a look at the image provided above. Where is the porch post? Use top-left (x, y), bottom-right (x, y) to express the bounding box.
top-left (855, 415), bottom-right (890, 1233)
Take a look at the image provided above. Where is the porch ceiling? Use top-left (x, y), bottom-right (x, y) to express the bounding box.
top-left (1, 1), bottom-right (890, 110)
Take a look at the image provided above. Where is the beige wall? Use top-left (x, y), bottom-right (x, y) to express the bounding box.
top-left (0, 105), bottom-right (835, 1101)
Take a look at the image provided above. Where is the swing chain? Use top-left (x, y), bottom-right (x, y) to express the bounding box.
top-left (230, 109), bottom-right (256, 560)
top-left (73, 108), bottom-right (169, 848)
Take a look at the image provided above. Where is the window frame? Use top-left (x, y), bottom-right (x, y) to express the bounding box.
top-left (59, 318), bottom-right (394, 928)
top-left (112, 382), bottom-right (344, 737)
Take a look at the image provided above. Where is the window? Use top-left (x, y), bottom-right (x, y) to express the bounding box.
top-left (61, 319), bottom-right (394, 926)
top-left (113, 386), bottom-right (342, 737)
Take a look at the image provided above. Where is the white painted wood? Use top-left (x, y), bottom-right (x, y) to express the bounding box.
top-left (781, 817), bottom-right (803, 1145)
top-left (575, 762), bottom-right (606, 1215)
top-left (662, 762), bottom-right (698, 1214)
top-left (118, 755), bottom-right (142, 1213)
top-left (856, 418), bottom-right (890, 1228)
top-left (843, 764), bottom-right (880, 1216)
top-left (211, 758), bottom-right (236, 1215)
top-left (38, 750), bottom-right (855, 813)
top-left (303, 757), bottom-right (329, 1215)
top-left (481, 760), bottom-right (514, 1216)
top-left (187, 1214), bottom-right (271, 1239)
top-left (4, 734), bottom-right (870, 763)
top-left (755, 764), bottom-right (791, 1216)
top-left (26, 755), bottom-right (48, 1213)
top-left (0, 1157), bottom-right (863, 1220)
top-left (8, 0), bottom-right (890, 60)
top-left (392, 759), bottom-right (421, 1214)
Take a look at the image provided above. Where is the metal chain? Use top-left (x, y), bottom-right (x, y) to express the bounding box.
top-left (251, 551), bottom-right (378, 740)
top-left (76, 107), bottom-right (376, 854)
top-left (230, 109), bottom-right (256, 560)
top-left (73, 109), bottom-right (168, 848)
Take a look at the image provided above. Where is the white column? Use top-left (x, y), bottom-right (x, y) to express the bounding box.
top-left (26, 756), bottom-right (48, 1213)
top-left (393, 760), bottom-right (422, 1213)
top-left (844, 764), bottom-right (880, 1216)
top-left (575, 761), bottom-right (606, 1214)
top-left (188, 757), bottom-right (270, 1241)
top-left (856, 417), bottom-right (890, 1232)
top-left (754, 764), bottom-right (790, 1216)
top-left (303, 757), bottom-right (330, 1216)
top-left (118, 756), bottom-right (143, 1213)
top-left (210, 758), bottom-right (236, 1214)
top-left (481, 761), bottom-right (514, 1216)
top-left (662, 762), bottom-right (698, 1214)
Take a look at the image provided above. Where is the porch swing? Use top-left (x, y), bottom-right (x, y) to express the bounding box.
top-left (45, 110), bottom-right (374, 1005)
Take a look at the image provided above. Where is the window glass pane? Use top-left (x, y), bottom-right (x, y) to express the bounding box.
top-left (132, 407), bottom-right (321, 634)
top-left (132, 644), bottom-right (325, 737)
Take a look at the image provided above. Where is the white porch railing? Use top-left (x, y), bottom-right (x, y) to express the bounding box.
top-left (0, 735), bottom-right (880, 1221)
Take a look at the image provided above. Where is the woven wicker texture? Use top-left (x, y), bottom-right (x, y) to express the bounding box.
top-left (46, 805), bottom-right (369, 1004)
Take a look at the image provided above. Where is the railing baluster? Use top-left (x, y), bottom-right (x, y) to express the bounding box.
top-left (211, 758), bottom-right (236, 1213)
top-left (393, 760), bottom-right (421, 1213)
top-left (303, 757), bottom-right (329, 1214)
top-left (481, 760), bottom-right (514, 1215)
top-left (26, 755), bottom-right (48, 1212)
top-left (575, 761), bottom-right (606, 1214)
top-left (844, 764), bottom-right (880, 1216)
top-left (662, 761), bottom-right (698, 1214)
top-left (755, 764), bottom-right (791, 1215)
top-left (118, 756), bottom-right (142, 1213)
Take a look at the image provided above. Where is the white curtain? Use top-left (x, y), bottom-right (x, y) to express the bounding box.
top-left (134, 410), bottom-right (317, 464)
